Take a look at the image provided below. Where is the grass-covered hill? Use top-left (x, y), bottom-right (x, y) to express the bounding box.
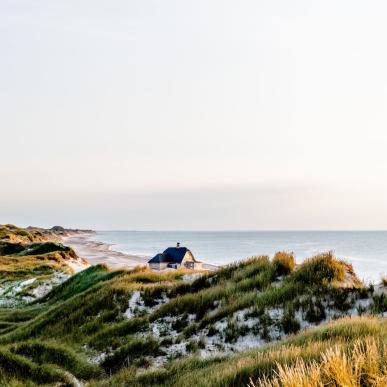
top-left (0, 224), bottom-right (93, 245)
top-left (0, 225), bottom-right (89, 307)
top-left (0, 246), bottom-right (385, 386)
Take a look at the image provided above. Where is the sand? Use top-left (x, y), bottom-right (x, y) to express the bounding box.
top-left (62, 234), bottom-right (149, 270)
top-left (63, 233), bottom-right (218, 272)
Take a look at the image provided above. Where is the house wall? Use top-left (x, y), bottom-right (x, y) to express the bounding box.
top-left (182, 252), bottom-right (201, 270)
top-left (149, 262), bottom-right (169, 270)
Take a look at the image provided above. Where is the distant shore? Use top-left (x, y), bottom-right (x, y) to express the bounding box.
top-left (63, 233), bottom-right (149, 270)
top-left (63, 233), bottom-right (218, 271)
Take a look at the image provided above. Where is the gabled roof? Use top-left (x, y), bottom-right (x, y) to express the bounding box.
top-left (148, 247), bottom-right (196, 264)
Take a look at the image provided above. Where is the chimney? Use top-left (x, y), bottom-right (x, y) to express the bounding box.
top-left (177, 242), bottom-right (180, 248)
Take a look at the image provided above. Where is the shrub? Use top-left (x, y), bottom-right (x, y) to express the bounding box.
top-left (272, 252), bottom-right (295, 276)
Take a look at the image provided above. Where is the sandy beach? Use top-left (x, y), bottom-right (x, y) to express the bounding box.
top-left (63, 233), bottom-right (149, 270)
top-left (63, 233), bottom-right (218, 271)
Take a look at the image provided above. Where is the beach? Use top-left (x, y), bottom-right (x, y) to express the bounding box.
top-left (63, 233), bottom-right (218, 271)
top-left (63, 233), bottom-right (149, 270)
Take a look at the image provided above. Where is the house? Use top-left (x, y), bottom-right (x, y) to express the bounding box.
top-left (148, 243), bottom-right (202, 270)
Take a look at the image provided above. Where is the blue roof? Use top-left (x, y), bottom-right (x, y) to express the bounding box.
top-left (148, 247), bottom-right (194, 264)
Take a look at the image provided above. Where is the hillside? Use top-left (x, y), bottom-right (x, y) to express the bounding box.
top-left (0, 225), bottom-right (89, 307)
top-left (0, 237), bottom-right (385, 386)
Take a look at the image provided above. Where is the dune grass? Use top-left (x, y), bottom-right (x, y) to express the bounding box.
top-left (0, 248), bottom-right (384, 386)
top-left (92, 316), bottom-right (387, 387)
top-left (250, 336), bottom-right (387, 387)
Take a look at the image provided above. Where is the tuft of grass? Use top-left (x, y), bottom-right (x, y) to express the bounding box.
top-left (291, 252), bottom-right (347, 285)
top-left (280, 307), bottom-right (300, 334)
top-left (249, 336), bottom-right (387, 387)
top-left (272, 252), bottom-right (295, 276)
top-left (101, 336), bottom-right (160, 373)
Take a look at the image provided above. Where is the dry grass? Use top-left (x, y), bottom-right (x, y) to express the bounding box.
top-left (291, 252), bottom-right (348, 285)
top-left (250, 336), bottom-right (387, 387)
top-left (272, 252), bottom-right (295, 276)
top-left (0, 253), bottom-right (73, 281)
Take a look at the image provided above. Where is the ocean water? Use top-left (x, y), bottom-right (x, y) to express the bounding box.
top-left (91, 231), bottom-right (387, 283)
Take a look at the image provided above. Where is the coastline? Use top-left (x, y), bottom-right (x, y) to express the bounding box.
top-left (63, 233), bottom-right (149, 270)
top-left (63, 232), bottom-right (218, 271)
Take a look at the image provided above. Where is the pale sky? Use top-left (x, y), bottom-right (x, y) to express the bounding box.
top-left (1, 1), bottom-right (387, 230)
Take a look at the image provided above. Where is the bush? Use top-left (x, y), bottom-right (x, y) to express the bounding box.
top-left (273, 252), bottom-right (295, 276)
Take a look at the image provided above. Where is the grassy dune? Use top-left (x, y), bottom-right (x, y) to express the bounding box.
top-left (0, 230), bottom-right (385, 386)
top-left (102, 317), bottom-right (386, 387)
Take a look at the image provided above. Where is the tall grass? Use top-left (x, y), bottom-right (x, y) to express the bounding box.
top-left (290, 252), bottom-right (347, 285)
top-left (92, 317), bottom-right (386, 387)
top-left (272, 252), bottom-right (295, 276)
top-left (250, 337), bottom-right (387, 387)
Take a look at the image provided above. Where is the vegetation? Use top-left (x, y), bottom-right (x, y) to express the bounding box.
top-left (249, 336), bottom-right (387, 387)
top-left (0, 228), bottom-right (385, 386)
top-left (272, 252), bottom-right (295, 276)
top-left (94, 317), bottom-right (387, 387)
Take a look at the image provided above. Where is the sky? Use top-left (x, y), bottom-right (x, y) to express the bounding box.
top-left (1, 1), bottom-right (387, 230)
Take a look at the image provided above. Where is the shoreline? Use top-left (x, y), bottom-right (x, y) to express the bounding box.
top-left (63, 233), bottom-right (149, 270)
top-left (63, 232), bottom-right (218, 271)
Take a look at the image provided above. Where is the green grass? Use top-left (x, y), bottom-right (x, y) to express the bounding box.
top-left (37, 264), bottom-right (121, 304)
top-left (272, 251), bottom-right (295, 276)
top-left (92, 316), bottom-right (387, 387)
top-left (10, 340), bottom-right (101, 379)
top-left (290, 252), bottom-right (347, 285)
top-left (0, 240), bottom-right (383, 386)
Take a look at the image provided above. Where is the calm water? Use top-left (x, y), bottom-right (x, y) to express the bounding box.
top-left (91, 231), bottom-right (387, 283)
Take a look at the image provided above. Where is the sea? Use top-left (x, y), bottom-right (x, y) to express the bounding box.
top-left (90, 231), bottom-right (387, 283)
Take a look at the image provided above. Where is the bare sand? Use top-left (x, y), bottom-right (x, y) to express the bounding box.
top-left (63, 233), bottom-right (149, 270)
